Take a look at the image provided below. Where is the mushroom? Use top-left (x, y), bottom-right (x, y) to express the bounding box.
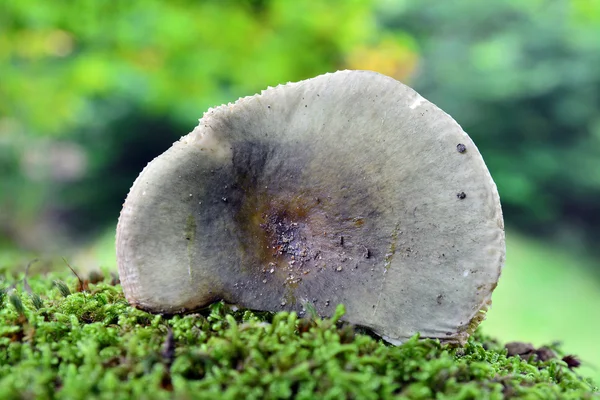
top-left (116, 70), bottom-right (505, 344)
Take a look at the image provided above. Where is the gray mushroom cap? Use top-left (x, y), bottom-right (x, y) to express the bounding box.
top-left (116, 70), bottom-right (505, 344)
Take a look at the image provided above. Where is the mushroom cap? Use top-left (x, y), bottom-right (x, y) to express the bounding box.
top-left (117, 70), bottom-right (505, 344)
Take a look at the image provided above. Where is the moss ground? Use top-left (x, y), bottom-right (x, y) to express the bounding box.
top-left (0, 271), bottom-right (597, 400)
top-left (482, 233), bottom-right (600, 383)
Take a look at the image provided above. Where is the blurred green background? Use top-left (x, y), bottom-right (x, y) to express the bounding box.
top-left (1, 0), bottom-right (599, 381)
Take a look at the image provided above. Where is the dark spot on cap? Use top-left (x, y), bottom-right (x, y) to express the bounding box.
top-left (457, 144), bottom-right (466, 153)
top-left (363, 246), bottom-right (370, 259)
top-left (457, 192), bottom-right (466, 200)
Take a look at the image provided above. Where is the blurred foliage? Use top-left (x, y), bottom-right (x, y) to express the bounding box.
top-left (0, 0), bottom-right (377, 246)
top-left (382, 0), bottom-right (600, 248)
top-left (1, 0), bottom-right (600, 256)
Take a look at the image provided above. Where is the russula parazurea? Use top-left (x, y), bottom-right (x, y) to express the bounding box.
top-left (117, 70), bottom-right (505, 344)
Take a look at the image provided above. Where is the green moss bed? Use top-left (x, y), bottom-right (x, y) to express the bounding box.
top-left (0, 271), bottom-right (597, 400)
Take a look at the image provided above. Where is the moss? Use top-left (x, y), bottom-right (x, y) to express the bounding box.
top-left (0, 272), bottom-right (597, 399)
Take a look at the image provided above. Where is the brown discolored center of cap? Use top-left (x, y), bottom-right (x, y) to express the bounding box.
top-left (234, 188), bottom-right (361, 289)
